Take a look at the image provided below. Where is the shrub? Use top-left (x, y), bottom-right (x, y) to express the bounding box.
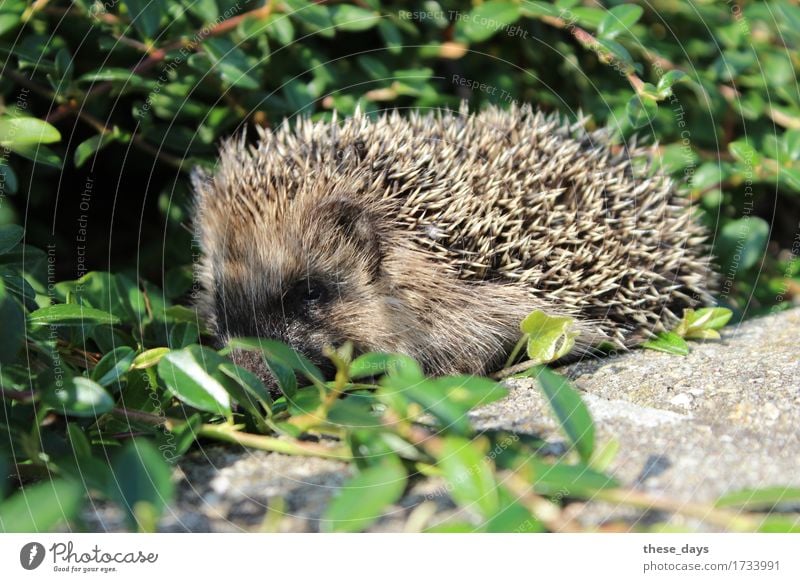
top-left (0, 0), bottom-right (798, 532)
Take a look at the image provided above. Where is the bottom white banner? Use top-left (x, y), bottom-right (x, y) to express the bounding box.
top-left (1, 533), bottom-right (797, 581)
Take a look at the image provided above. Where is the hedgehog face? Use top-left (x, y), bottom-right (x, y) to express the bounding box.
top-left (197, 190), bottom-right (392, 380)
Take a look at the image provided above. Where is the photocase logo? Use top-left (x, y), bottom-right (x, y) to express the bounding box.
top-left (20, 542), bottom-right (46, 570)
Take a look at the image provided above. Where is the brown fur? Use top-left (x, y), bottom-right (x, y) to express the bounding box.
top-left (191, 104), bottom-right (715, 378)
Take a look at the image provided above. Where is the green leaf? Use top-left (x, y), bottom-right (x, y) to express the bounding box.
top-left (521, 310), bottom-right (579, 364)
top-left (264, 14), bottom-right (295, 45)
top-left (781, 167), bottom-right (800, 191)
top-left (282, 80), bottom-right (315, 112)
top-left (642, 331), bottom-right (690, 355)
top-left (131, 347), bottom-right (170, 370)
top-left (44, 377), bottom-right (115, 418)
top-left (0, 479), bottom-right (85, 532)
top-left (227, 337), bottom-right (325, 386)
top-left (285, 0), bottom-right (334, 38)
top-left (322, 459), bottom-right (407, 532)
top-left (597, 38), bottom-right (634, 67)
top-left (520, 1), bottom-right (560, 18)
top-left (456, 1), bottom-right (521, 43)
top-left (691, 162), bottom-right (726, 192)
top-left (28, 303), bottom-right (120, 327)
top-left (0, 224), bottom-right (23, 254)
top-left (590, 437), bottom-right (621, 472)
top-left (757, 517), bottom-right (800, 533)
top-left (675, 307), bottom-right (733, 339)
top-left (78, 68), bottom-right (147, 84)
top-left (56, 272), bottom-right (146, 323)
top-left (716, 217), bottom-right (770, 273)
top-left (157, 346), bottom-right (231, 416)
top-left (729, 140), bottom-right (761, 165)
top-left (265, 359), bottom-right (297, 398)
top-left (626, 94), bottom-right (658, 128)
top-left (203, 37), bottom-right (260, 90)
top-left (357, 55), bottom-right (391, 80)
top-left (566, 7), bottom-right (606, 28)
top-left (783, 129), bottom-right (800, 161)
top-left (424, 521), bottom-right (480, 533)
top-left (598, 5), bottom-right (643, 39)
top-left (385, 376), bottom-right (472, 434)
top-left (535, 367), bottom-right (595, 463)
top-left (657, 70), bottom-right (687, 93)
top-left (67, 422), bottom-right (92, 459)
top-left (555, 0), bottom-right (580, 9)
top-left (166, 414), bottom-right (204, 461)
top-left (715, 486), bottom-right (800, 510)
top-left (110, 439), bottom-right (174, 531)
top-left (431, 375), bottom-right (508, 410)
top-left (0, 116), bottom-right (61, 149)
top-left (0, 269), bottom-right (35, 308)
top-left (74, 134), bottom-right (115, 168)
top-left (439, 436), bottom-right (499, 518)
top-left (0, 281), bottom-right (25, 364)
top-left (378, 20), bottom-right (402, 54)
top-left (331, 5), bottom-right (380, 31)
top-left (216, 361), bottom-right (272, 419)
top-left (349, 352), bottom-right (405, 379)
top-left (485, 486), bottom-right (543, 532)
top-left (328, 397), bottom-right (379, 428)
top-left (123, 0), bottom-right (164, 39)
top-left (523, 458), bottom-right (619, 496)
top-left (168, 322), bottom-right (199, 349)
top-left (91, 346), bottom-right (136, 388)
top-left (286, 385), bottom-right (322, 416)
top-left (54, 48), bottom-right (74, 84)
top-left (0, 0), bottom-right (24, 36)
top-left (0, 163), bottom-right (17, 194)
top-left (0, 455), bottom-right (8, 500)
top-left (5, 144), bottom-right (62, 167)
top-left (162, 305), bottom-right (199, 323)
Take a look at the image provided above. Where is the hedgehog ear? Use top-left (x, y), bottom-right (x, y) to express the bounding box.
top-left (320, 197), bottom-right (382, 278)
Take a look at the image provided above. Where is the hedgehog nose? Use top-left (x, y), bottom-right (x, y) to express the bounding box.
top-left (228, 348), bottom-right (280, 394)
top-left (219, 312), bottom-right (290, 343)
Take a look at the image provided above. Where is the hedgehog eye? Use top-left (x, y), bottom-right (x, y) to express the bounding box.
top-left (288, 278), bottom-right (329, 305)
top-left (305, 281), bottom-right (326, 302)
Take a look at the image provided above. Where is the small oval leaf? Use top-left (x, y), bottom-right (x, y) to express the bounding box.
top-left (323, 459), bottom-right (407, 532)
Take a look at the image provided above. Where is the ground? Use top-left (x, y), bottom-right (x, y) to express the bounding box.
top-left (83, 308), bottom-right (800, 532)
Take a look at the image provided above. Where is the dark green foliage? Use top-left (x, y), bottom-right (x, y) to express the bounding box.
top-left (0, 0), bottom-right (797, 532)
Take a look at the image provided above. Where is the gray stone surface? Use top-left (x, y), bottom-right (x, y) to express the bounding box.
top-left (83, 308), bottom-right (800, 531)
top-left (473, 307), bottom-right (800, 529)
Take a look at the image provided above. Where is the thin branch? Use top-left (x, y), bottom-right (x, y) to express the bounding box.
top-left (596, 488), bottom-right (760, 532)
top-left (538, 14), bottom-right (647, 96)
top-left (491, 359), bottom-right (538, 380)
top-left (0, 387), bottom-right (36, 402)
top-left (504, 471), bottom-right (585, 532)
top-left (111, 407), bottom-right (351, 460)
top-left (0, 70), bottom-right (189, 169)
top-left (45, 0), bottom-right (276, 123)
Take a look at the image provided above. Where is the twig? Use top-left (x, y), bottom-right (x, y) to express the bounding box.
top-left (537, 14), bottom-right (647, 96)
top-left (45, 0), bottom-right (276, 123)
top-left (595, 488), bottom-right (758, 532)
top-left (111, 407), bottom-right (351, 460)
top-left (503, 471), bottom-right (585, 532)
top-left (0, 387), bottom-right (36, 402)
top-left (491, 359), bottom-right (537, 380)
top-left (198, 423), bottom-right (351, 460)
top-left (0, 70), bottom-right (189, 169)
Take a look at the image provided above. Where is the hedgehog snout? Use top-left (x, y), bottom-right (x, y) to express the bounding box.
top-left (218, 308), bottom-right (336, 392)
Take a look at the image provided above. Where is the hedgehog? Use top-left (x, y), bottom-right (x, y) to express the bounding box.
top-left (191, 103), bottom-right (715, 381)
